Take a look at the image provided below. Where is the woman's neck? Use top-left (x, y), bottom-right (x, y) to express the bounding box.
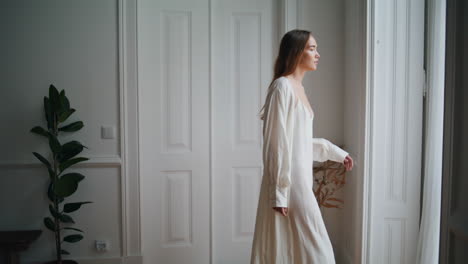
top-left (287, 68), bottom-right (307, 86)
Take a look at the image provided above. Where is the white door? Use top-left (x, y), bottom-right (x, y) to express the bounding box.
top-left (366, 0), bottom-right (425, 263)
top-left (138, 0), bottom-right (210, 263)
top-left (211, 0), bottom-right (279, 263)
top-left (138, 0), bottom-right (281, 263)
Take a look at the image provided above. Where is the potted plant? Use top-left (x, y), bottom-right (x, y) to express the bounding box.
top-left (30, 84), bottom-right (92, 264)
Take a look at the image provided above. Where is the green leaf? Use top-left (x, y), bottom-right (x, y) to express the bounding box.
top-left (54, 178), bottom-right (78, 198)
top-left (58, 108), bottom-right (76, 123)
top-left (59, 214), bottom-right (75, 223)
top-left (47, 183), bottom-right (54, 202)
top-left (62, 172), bottom-right (85, 182)
top-left (63, 227), bottom-right (83, 233)
top-left (57, 90), bottom-right (72, 123)
top-left (54, 173), bottom-right (85, 197)
top-left (44, 97), bottom-right (54, 129)
top-left (30, 126), bottom-right (49, 137)
top-left (32, 152), bottom-right (55, 179)
top-left (48, 133), bottom-right (61, 154)
top-left (57, 141), bottom-right (86, 163)
top-left (61, 249), bottom-right (70, 255)
top-left (32, 152), bottom-right (51, 168)
top-left (59, 157), bottom-right (89, 172)
top-left (49, 204), bottom-right (61, 218)
top-left (59, 121), bottom-right (84, 132)
top-left (63, 234), bottom-right (83, 243)
top-left (59, 90), bottom-right (70, 111)
top-left (63, 202), bottom-right (92, 213)
top-left (48, 182), bottom-right (64, 203)
top-left (49, 84), bottom-right (60, 112)
top-left (44, 217), bottom-right (55, 231)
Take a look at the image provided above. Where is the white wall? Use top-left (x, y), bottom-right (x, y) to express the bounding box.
top-left (298, 0), bottom-right (346, 261)
top-left (299, 1), bottom-right (366, 263)
top-left (342, 0), bottom-right (367, 263)
top-left (299, 0), bottom-right (346, 144)
top-left (0, 1), bottom-right (140, 263)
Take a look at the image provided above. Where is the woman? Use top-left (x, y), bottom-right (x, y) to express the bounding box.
top-left (250, 29), bottom-right (354, 264)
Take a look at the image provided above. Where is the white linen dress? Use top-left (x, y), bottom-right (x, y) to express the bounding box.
top-left (250, 76), bottom-right (349, 264)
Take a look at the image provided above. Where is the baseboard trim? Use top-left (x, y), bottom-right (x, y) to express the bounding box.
top-left (24, 255), bottom-right (142, 264)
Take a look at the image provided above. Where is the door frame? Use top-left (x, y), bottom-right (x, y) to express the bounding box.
top-left (439, 0), bottom-right (461, 261)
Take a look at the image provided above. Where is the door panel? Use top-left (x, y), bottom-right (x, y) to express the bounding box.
top-left (138, 0), bottom-right (210, 263)
top-left (212, 0), bottom-right (279, 263)
top-left (368, 0), bottom-right (424, 263)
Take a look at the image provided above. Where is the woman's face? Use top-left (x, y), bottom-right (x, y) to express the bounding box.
top-left (299, 36), bottom-right (320, 71)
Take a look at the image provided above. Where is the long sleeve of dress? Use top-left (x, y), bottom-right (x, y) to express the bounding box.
top-left (262, 83), bottom-right (292, 208)
top-left (312, 138), bottom-right (349, 163)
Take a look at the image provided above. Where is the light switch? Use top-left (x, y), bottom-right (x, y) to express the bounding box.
top-left (101, 126), bottom-right (116, 139)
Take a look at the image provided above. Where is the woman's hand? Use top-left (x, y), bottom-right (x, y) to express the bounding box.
top-left (273, 207), bottom-right (289, 216)
top-left (343, 155), bottom-right (354, 171)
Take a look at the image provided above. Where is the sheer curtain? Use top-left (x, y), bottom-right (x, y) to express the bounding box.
top-left (416, 0), bottom-right (446, 263)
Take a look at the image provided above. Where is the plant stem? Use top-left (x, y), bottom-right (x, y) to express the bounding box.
top-left (52, 113), bottom-right (62, 264)
top-left (54, 196), bottom-right (62, 263)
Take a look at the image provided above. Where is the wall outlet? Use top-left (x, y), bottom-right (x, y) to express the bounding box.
top-left (95, 240), bottom-right (109, 252)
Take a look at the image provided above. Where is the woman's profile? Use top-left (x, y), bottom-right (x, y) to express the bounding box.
top-left (250, 29), bottom-right (354, 264)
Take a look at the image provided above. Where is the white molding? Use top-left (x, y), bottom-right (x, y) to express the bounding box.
top-left (119, 0), bottom-right (141, 257)
top-left (118, 0), bottom-right (129, 257)
top-left (135, 0), bottom-right (143, 256)
top-left (348, 0), bottom-right (368, 263)
top-left (208, 1), bottom-right (213, 264)
top-left (362, 0), bottom-right (374, 263)
top-left (0, 155), bottom-right (122, 168)
top-left (358, 0), bottom-right (368, 263)
top-left (122, 255), bottom-right (143, 264)
top-left (279, 0), bottom-right (299, 37)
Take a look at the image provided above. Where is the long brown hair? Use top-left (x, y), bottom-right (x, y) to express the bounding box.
top-left (258, 29), bottom-right (312, 120)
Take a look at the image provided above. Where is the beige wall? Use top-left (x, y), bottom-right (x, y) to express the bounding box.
top-left (300, 0), bottom-right (346, 144)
